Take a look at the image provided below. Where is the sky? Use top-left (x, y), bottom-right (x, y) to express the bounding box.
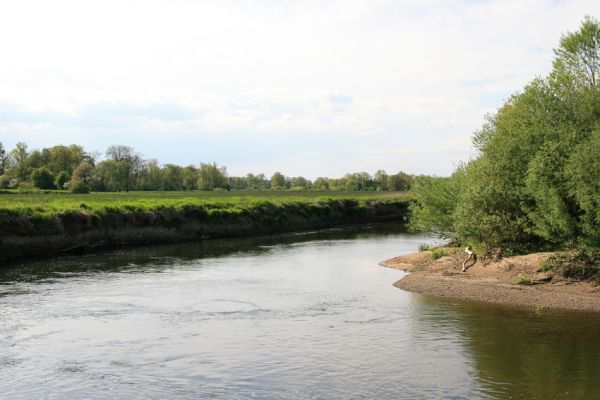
top-left (1, 0), bottom-right (599, 179)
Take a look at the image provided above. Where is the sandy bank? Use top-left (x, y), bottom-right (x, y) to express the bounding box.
top-left (380, 251), bottom-right (600, 313)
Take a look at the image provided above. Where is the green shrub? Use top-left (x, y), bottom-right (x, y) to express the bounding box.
top-left (517, 274), bottom-right (532, 285)
top-left (538, 250), bottom-right (600, 283)
top-left (0, 175), bottom-right (10, 189)
top-left (31, 168), bottom-right (56, 190)
top-left (71, 181), bottom-right (91, 194)
top-left (55, 171), bottom-right (70, 190)
top-left (418, 243), bottom-right (431, 252)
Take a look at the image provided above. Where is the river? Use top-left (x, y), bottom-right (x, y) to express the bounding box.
top-left (1, 225), bottom-right (600, 399)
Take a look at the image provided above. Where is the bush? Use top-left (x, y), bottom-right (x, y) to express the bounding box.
top-left (55, 171), bottom-right (70, 190)
top-left (71, 181), bottom-right (91, 194)
top-left (17, 181), bottom-right (34, 190)
top-left (418, 243), bottom-right (431, 252)
top-left (541, 250), bottom-right (600, 282)
top-left (0, 175), bottom-right (10, 189)
top-left (429, 246), bottom-right (459, 260)
top-left (517, 274), bottom-right (533, 285)
top-left (31, 167), bottom-right (56, 189)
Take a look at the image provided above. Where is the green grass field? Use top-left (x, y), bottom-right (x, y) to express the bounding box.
top-left (0, 190), bottom-right (410, 217)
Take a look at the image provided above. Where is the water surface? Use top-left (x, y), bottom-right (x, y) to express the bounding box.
top-left (1, 225), bottom-right (600, 399)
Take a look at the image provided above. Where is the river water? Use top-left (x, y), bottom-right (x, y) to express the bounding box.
top-left (1, 225), bottom-right (600, 399)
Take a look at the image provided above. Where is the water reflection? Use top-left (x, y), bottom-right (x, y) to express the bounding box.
top-left (0, 223), bottom-right (407, 284)
top-left (411, 296), bottom-right (600, 399)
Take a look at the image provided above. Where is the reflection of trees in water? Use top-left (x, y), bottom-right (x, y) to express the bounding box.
top-left (0, 223), bottom-right (409, 284)
top-left (413, 296), bottom-right (600, 399)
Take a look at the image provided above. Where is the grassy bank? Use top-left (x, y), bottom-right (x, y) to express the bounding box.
top-left (0, 191), bottom-right (410, 262)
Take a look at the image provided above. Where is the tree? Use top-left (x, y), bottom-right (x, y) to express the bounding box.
top-left (291, 176), bottom-right (310, 190)
top-left (9, 142), bottom-right (29, 180)
top-left (374, 170), bottom-right (388, 191)
top-left (93, 160), bottom-right (130, 192)
top-left (411, 17), bottom-right (600, 252)
top-left (344, 172), bottom-right (374, 191)
top-left (197, 162), bottom-right (228, 190)
top-left (388, 171), bottom-right (413, 191)
top-left (105, 145), bottom-right (142, 191)
top-left (72, 162), bottom-right (96, 185)
top-left (0, 142), bottom-right (7, 175)
top-left (45, 145), bottom-right (87, 176)
top-left (553, 16), bottom-right (600, 88)
top-left (182, 165), bottom-right (198, 191)
top-left (161, 164), bottom-right (184, 191)
top-left (270, 172), bottom-right (285, 189)
top-left (313, 177), bottom-right (330, 191)
top-left (31, 167), bottom-right (56, 189)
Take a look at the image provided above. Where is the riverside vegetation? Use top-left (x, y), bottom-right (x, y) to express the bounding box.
top-left (0, 190), bottom-right (410, 262)
top-left (409, 17), bottom-right (600, 281)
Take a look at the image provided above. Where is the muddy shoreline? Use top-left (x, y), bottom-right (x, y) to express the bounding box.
top-left (381, 251), bottom-right (600, 313)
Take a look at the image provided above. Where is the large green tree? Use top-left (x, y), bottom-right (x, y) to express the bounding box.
top-left (411, 17), bottom-right (600, 252)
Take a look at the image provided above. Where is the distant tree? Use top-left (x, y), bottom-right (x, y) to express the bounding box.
top-left (182, 165), bottom-right (198, 191)
top-left (161, 164), bottom-right (184, 191)
top-left (344, 172), bottom-right (374, 191)
top-left (137, 159), bottom-right (162, 191)
top-left (9, 142), bottom-right (30, 180)
top-left (105, 145), bottom-right (143, 191)
top-left (93, 160), bottom-right (130, 192)
top-left (388, 171), bottom-right (413, 191)
top-left (313, 177), bottom-right (330, 191)
top-left (44, 145), bottom-right (87, 176)
top-left (0, 142), bottom-right (7, 175)
top-left (72, 162), bottom-right (96, 185)
top-left (31, 167), bottom-right (56, 189)
top-left (291, 176), bottom-right (310, 190)
top-left (374, 170), bottom-right (388, 191)
top-left (27, 150), bottom-right (47, 170)
top-left (270, 172), bottom-right (285, 189)
top-left (198, 162), bottom-right (228, 190)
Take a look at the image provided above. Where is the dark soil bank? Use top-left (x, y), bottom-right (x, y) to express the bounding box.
top-left (0, 199), bottom-right (409, 262)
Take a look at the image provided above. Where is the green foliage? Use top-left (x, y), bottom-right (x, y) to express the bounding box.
top-left (198, 162), bottom-right (228, 191)
top-left (409, 168), bottom-right (465, 240)
top-left (564, 130), bottom-right (600, 247)
top-left (0, 190), bottom-right (409, 217)
top-left (0, 142), bottom-right (7, 175)
top-left (55, 171), bottom-right (70, 190)
top-left (516, 275), bottom-right (533, 285)
top-left (539, 250), bottom-right (600, 282)
top-left (71, 181), bottom-right (91, 194)
top-left (0, 141), bottom-right (413, 195)
top-left (31, 168), bottom-right (56, 190)
top-left (429, 247), bottom-right (456, 260)
top-left (410, 17), bottom-right (600, 253)
top-left (0, 175), bottom-right (10, 189)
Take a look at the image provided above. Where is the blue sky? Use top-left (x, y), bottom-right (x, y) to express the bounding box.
top-left (1, 0), bottom-right (598, 178)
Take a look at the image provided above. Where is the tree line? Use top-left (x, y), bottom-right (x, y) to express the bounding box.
top-left (0, 143), bottom-right (412, 193)
top-left (410, 17), bottom-right (600, 252)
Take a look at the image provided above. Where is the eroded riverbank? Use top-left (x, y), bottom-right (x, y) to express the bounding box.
top-left (0, 198), bottom-right (409, 262)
